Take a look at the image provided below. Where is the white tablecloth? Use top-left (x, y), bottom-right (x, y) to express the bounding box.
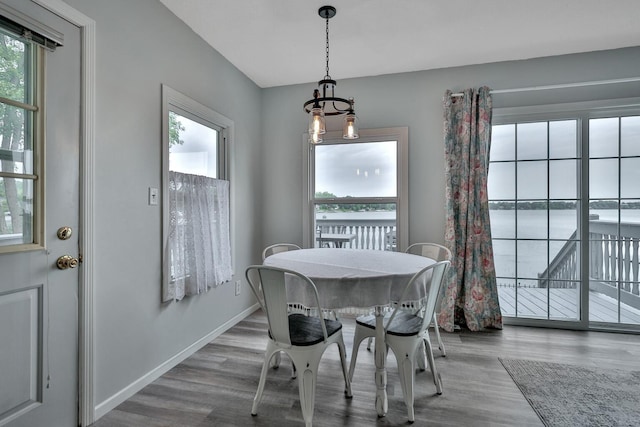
top-left (263, 248), bottom-right (435, 310)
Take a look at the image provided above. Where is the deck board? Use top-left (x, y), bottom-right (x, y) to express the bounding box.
top-left (498, 287), bottom-right (640, 325)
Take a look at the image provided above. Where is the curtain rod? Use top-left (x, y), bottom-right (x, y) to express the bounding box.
top-left (449, 76), bottom-right (640, 97)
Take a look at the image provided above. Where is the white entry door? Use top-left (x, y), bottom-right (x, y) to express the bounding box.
top-left (0, 2), bottom-right (80, 426)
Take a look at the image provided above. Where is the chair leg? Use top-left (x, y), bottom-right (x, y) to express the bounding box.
top-left (252, 344), bottom-right (276, 416)
top-left (433, 314), bottom-right (446, 357)
top-left (297, 363), bottom-right (319, 427)
top-left (366, 336), bottom-right (373, 351)
top-left (389, 343), bottom-right (417, 423)
top-left (270, 351), bottom-right (282, 368)
top-left (349, 326), bottom-right (372, 382)
top-left (416, 341), bottom-right (427, 371)
top-left (424, 336), bottom-right (443, 395)
top-left (337, 339), bottom-right (353, 397)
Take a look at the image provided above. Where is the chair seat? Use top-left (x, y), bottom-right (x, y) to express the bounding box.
top-left (355, 312), bottom-right (423, 337)
top-left (269, 313), bottom-right (343, 346)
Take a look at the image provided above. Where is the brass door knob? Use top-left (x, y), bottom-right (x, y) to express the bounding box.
top-left (56, 255), bottom-right (79, 270)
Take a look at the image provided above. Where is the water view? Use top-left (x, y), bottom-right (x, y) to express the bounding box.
top-left (316, 209), bottom-right (640, 283)
top-left (491, 209), bottom-right (640, 281)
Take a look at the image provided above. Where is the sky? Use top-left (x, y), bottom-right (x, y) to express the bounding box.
top-left (488, 117), bottom-right (640, 202)
top-left (314, 140), bottom-right (397, 198)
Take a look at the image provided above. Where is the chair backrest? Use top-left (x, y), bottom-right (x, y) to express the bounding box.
top-left (261, 243), bottom-right (302, 261)
top-left (406, 242), bottom-right (452, 262)
top-left (384, 260), bottom-right (450, 335)
top-left (245, 265), bottom-right (328, 346)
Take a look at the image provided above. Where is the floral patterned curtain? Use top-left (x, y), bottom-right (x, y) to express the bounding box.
top-left (439, 87), bottom-right (502, 331)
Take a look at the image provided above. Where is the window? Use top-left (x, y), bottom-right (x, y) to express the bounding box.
top-left (303, 127), bottom-right (408, 251)
top-left (0, 27), bottom-right (43, 252)
top-left (161, 85), bottom-right (232, 301)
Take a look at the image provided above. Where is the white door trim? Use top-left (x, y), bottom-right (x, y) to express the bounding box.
top-left (31, 1), bottom-right (96, 425)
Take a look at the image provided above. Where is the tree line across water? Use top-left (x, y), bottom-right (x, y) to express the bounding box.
top-left (315, 191), bottom-right (395, 212)
top-left (489, 200), bottom-right (640, 210)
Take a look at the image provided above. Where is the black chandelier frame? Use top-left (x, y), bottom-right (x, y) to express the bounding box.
top-left (302, 5), bottom-right (355, 117)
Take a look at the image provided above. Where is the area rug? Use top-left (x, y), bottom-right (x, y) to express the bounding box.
top-left (499, 358), bottom-right (640, 427)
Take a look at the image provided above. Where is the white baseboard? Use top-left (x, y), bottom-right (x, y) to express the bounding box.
top-left (94, 303), bottom-right (260, 420)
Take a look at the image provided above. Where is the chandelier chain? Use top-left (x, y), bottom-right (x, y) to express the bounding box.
top-left (325, 15), bottom-right (330, 79)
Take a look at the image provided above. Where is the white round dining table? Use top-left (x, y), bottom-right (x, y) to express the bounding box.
top-left (263, 248), bottom-right (435, 417)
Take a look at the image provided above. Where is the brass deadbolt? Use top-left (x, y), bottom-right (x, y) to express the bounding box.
top-left (57, 226), bottom-right (73, 240)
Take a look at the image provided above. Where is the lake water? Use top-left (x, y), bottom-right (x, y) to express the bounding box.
top-left (491, 209), bottom-right (640, 282)
top-left (317, 209), bottom-right (640, 284)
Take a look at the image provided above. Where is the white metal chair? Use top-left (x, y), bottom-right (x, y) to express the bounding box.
top-left (366, 242), bottom-right (451, 358)
top-left (349, 261), bottom-right (450, 422)
top-left (262, 242), bottom-right (324, 376)
top-left (262, 243), bottom-right (302, 261)
top-left (246, 265), bottom-right (352, 427)
top-left (405, 242), bottom-right (452, 357)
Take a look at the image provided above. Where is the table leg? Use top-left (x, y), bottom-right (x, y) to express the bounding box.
top-left (374, 306), bottom-right (388, 417)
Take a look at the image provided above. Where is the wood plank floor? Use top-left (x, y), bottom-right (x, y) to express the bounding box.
top-left (91, 311), bottom-right (640, 427)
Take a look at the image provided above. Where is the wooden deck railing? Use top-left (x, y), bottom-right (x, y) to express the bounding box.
top-left (315, 218), bottom-right (396, 250)
top-left (538, 217), bottom-right (640, 309)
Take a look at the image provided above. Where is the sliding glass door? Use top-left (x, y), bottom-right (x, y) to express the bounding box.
top-left (588, 116), bottom-right (640, 327)
top-left (488, 119), bottom-right (581, 322)
top-left (488, 110), bottom-right (640, 330)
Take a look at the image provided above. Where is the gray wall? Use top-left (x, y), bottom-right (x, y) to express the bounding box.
top-left (63, 0), bottom-right (263, 406)
top-left (261, 47), bottom-right (640, 248)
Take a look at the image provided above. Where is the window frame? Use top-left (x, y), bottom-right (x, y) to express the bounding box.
top-left (0, 30), bottom-right (44, 254)
top-left (161, 84), bottom-right (233, 301)
top-left (302, 127), bottom-right (408, 250)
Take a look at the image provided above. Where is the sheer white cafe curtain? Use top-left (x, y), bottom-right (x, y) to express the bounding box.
top-left (167, 171), bottom-right (232, 301)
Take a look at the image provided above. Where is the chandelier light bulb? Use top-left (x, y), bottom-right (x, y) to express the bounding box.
top-left (343, 112), bottom-right (359, 139)
top-left (309, 107), bottom-right (326, 135)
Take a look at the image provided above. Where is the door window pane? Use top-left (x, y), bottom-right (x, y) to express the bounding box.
top-left (549, 120), bottom-right (577, 159)
top-left (0, 32), bottom-right (27, 102)
top-left (589, 159), bottom-right (619, 199)
top-left (487, 162), bottom-right (514, 200)
top-left (517, 203), bottom-right (547, 239)
top-left (517, 240), bottom-right (548, 279)
top-left (0, 177), bottom-right (33, 245)
top-left (589, 117), bottom-right (619, 158)
top-left (517, 122), bottom-right (547, 160)
top-left (517, 161), bottom-right (547, 199)
top-left (621, 116), bottom-right (640, 157)
top-left (549, 160), bottom-right (577, 199)
top-left (0, 30), bottom-right (40, 251)
top-left (489, 205), bottom-right (515, 239)
top-left (549, 203), bottom-right (578, 240)
top-left (490, 124), bottom-right (515, 161)
top-left (492, 239), bottom-right (514, 277)
top-left (621, 158), bottom-right (640, 198)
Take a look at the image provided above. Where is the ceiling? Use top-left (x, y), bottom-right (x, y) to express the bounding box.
top-left (159, 0), bottom-right (640, 89)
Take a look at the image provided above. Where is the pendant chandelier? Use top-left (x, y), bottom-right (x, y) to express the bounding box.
top-left (303, 5), bottom-right (359, 144)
